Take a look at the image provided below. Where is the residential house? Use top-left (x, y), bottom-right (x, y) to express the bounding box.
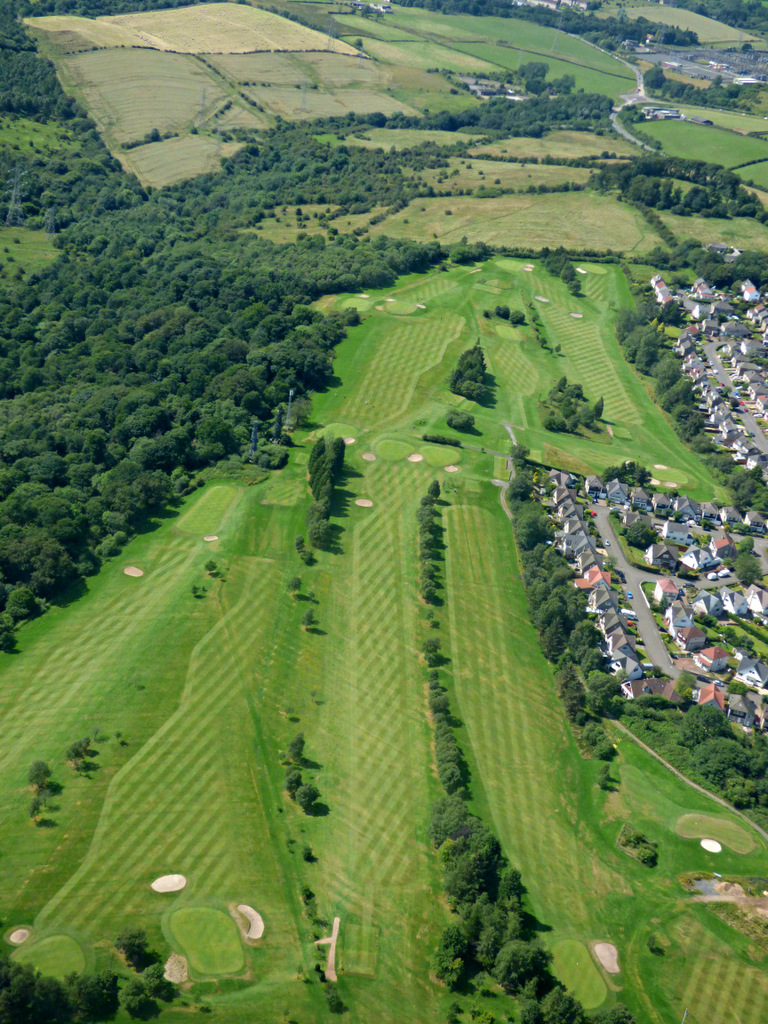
top-left (609, 653), bottom-right (643, 680)
top-left (549, 469), bottom-right (578, 489)
top-left (665, 600), bottom-right (694, 638)
top-left (654, 578), bottom-right (680, 604)
top-left (692, 590), bottom-right (723, 617)
top-left (742, 279), bottom-right (761, 303)
top-left (709, 532), bottom-right (737, 562)
top-left (621, 678), bottom-right (682, 702)
top-left (630, 486), bottom-right (653, 512)
top-left (700, 501), bottom-right (720, 524)
top-left (747, 302), bottom-right (767, 323)
top-left (584, 475), bottom-right (606, 500)
top-left (680, 545), bottom-right (718, 572)
top-left (577, 548), bottom-right (601, 575)
top-left (747, 451), bottom-right (768, 471)
top-left (606, 629), bottom-right (636, 658)
top-left (622, 510), bottom-right (651, 529)
top-left (605, 478), bottom-right (630, 506)
top-left (745, 584), bottom-right (768, 618)
top-left (675, 625), bottom-right (707, 652)
top-left (557, 499), bottom-right (583, 523)
top-left (692, 278), bottom-right (714, 300)
top-left (661, 520), bottom-right (694, 546)
top-left (674, 495), bottom-right (701, 522)
top-left (719, 587), bottom-right (749, 617)
top-left (735, 657), bottom-right (768, 690)
top-left (744, 510), bottom-right (766, 533)
top-left (711, 300), bottom-right (734, 316)
top-left (702, 318), bottom-right (720, 338)
top-left (646, 543), bottom-right (679, 570)
top-left (742, 338), bottom-right (763, 358)
top-left (552, 485), bottom-right (578, 508)
top-left (694, 646), bottom-right (730, 673)
top-left (719, 506), bottom-right (741, 526)
top-left (722, 321), bottom-right (751, 339)
top-left (588, 588), bottom-right (619, 615)
top-left (691, 302), bottom-right (710, 320)
top-left (727, 691), bottom-right (761, 728)
top-left (652, 492), bottom-right (673, 516)
top-left (697, 682), bottom-right (726, 711)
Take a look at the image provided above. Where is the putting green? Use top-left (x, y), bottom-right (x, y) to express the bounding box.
top-left (339, 296), bottom-right (373, 310)
top-left (12, 934), bottom-right (86, 978)
top-left (420, 444), bottom-right (462, 467)
top-left (376, 439), bottom-right (413, 460)
top-left (551, 939), bottom-right (607, 1009)
top-left (385, 300), bottom-right (417, 315)
top-left (675, 814), bottom-right (756, 854)
top-left (169, 906), bottom-right (245, 977)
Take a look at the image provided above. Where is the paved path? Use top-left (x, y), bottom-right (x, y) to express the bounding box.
top-left (606, 58), bottom-right (655, 152)
top-left (613, 720), bottom-right (768, 845)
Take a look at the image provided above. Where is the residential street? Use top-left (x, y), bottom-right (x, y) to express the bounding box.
top-left (593, 506), bottom-right (681, 677)
top-left (702, 340), bottom-right (768, 461)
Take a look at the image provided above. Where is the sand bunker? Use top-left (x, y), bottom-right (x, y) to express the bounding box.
top-left (664, 480), bottom-right (677, 488)
top-left (343, 436), bottom-right (356, 445)
top-left (535, 295), bottom-right (550, 302)
top-left (650, 477), bottom-right (661, 486)
top-left (235, 905), bottom-right (264, 940)
top-left (355, 498), bottom-right (374, 507)
top-left (385, 297), bottom-right (395, 302)
top-left (570, 312), bottom-right (583, 319)
top-left (9, 928), bottom-right (29, 945)
top-left (164, 953), bottom-right (188, 983)
top-left (593, 942), bottom-right (619, 974)
top-left (445, 465), bottom-right (459, 473)
top-left (576, 268), bottom-right (588, 275)
top-left (203, 535), bottom-right (219, 542)
top-left (469, 268), bottom-right (482, 274)
top-left (124, 566), bottom-right (144, 577)
top-left (701, 839), bottom-right (722, 853)
top-left (416, 303), bottom-right (426, 309)
top-left (151, 874), bottom-right (187, 892)
top-left (375, 304), bottom-right (384, 310)
top-left (654, 464), bottom-right (668, 470)
top-left (362, 452), bottom-right (376, 461)
top-left (407, 453), bottom-right (424, 462)
top-left (523, 264), bottom-right (534, 271)
top-left (357, 294), bottom-right (369, 299)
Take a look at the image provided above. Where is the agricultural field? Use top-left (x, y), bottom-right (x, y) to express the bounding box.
top-left (119, 135), bottom-right (244, 188)
top-left (468, 129), bottom-right (638, 159)
top-left (322, 127), bottom-right (485, 150)
top-left (26, 3), bottom-right (359, 55)
top-left (368, 192), bottom-right (664, 254)
top-left (416, 156), bottom-right (594, 192)
top-left (659, 210), bottom-right (768, 251)
top-left (676, 104), bottom-right (768, 135)
top-left (621, 4), bottom-right (761, 43)
top-left (641, 117), bottom-right (768, 167)
top-left (244, 83), bottom-right (417, 120)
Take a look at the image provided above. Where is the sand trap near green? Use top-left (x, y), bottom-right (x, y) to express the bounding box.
top-left (675, 814), bottom-right (755, 854)
top-left (420, 444), bottom-right (462, 468)
top-left (385, 300), bottom-right (417, 315)
top-left (551, 939), bottom-right (607, 1010)
top-left (376, 439), bottom-right (413, 460)
top-left (169, 906), bottom-right (245, 976)
top-left (12, 935), bottom-right (86, 979)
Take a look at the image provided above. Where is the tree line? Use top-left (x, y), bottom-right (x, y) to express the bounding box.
top-left (306, 435), bottom-right (346, 550)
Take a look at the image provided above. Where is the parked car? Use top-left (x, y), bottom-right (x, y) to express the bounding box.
top-left (717, 567), bottom-right (731, 578)
top-left (626, 590), bottom-right (633, 599)
top-left (706, 572), bottom-right (719, 580)
top-left (605, 539), bottom-right (610, 547)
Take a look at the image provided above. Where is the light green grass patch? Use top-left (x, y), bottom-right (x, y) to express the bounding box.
top-left (376, 439), bottom-right (415, 460)
top-left (623, 5), bottom-right (760, 42)
top-left (120, 135), bottom-right (245, 188)
top-left (469, 130), bottom-right (637, 160)
top-left (641, 118), bottom-right (768, 168)
top-left (676, 105), bottom-right (768, 135)
top-left (551, 939), bottom-right (607, 1009)
top-left (0, 227), bottom-right (57, 276)
top-left (176, 483), bottom-right (238, 535)
top-left (675, 814), bottom-right (756, 854)
top-left (316, 422), bottom-right (359, 440)
top-left (661, 211), bottom-right (768, 251)
top-left (12, 934), bottom-right (86, 978)
top-left (169, 906), bottom-right (245, 977)
top-left (420, 444), bottom-right (462, 467)
top-left (341, 919), bottom-right (379, 977)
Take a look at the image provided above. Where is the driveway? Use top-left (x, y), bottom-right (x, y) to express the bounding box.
top-left (593, 505), bottom-right (681, 677)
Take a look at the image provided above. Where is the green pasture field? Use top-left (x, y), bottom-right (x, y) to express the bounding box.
top-left (641, 118), bottom-right (768, 167)
top-left (676, 104), bottom-right (768, 135)
top-left (120, 135), bottom-right (244, 188)
top-left (468, 129), bottom-right (638, 159)
top-left (659, 210), bottom-right (768, 250)
top-left (368, 192), bottom-right (664, 253)
top-left (0, 227), bottom-right (58, 276)
top-left (362, 36), bottom-right (497, 74)
top-left (319, 127), bottom-right (485, 150)
top-left (735, 160), bottom-right (768, 190)
top-left (244, 83), bottom-right (418, 120)
top-left (620, 4), bottom-right (761, 43)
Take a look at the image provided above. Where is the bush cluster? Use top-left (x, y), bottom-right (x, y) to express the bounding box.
top-left (449, 344), bottom-right (491, 404)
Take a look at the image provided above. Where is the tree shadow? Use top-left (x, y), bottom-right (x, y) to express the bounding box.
top-left (306, 801), bottom-right (330, 817)
top-left (300, 757), bottom-right (323, 771)
top-left (35, 818), bottom-right (57, 828)
top-left (330, 488), bottom-right (354, 519)
top-left (305, 626), bottom-right (327, 636)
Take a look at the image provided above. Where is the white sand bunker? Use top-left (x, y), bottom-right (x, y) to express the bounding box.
top-left (535, 295), bottom-right (550, 302)
top-left (650, 477), bottom-right (661, 486)
top-left (570, 313), bottom-right (583, 319)
top-left (416, 303), bottom-right (426, 309)
top-left (664, 480), bottom-right (677, 488)
top-left (701, 838), bottom-right (722, 853)
top-left (375, 304), bottom-right (384, 310)
top-left (164, 953), bottom-right (188, 983)
top-left (9, 928), bottom-right (30, 945)
top-left (355, 498), bottom-right (374, 507)
top-left (593, 942), bottom-right (619, 974)
top-left (151, 874), bottom-right (187, 892)
top-left (385, 297), bottom-right (395, 302)
top-left (357, 294), bottom-right (369, 299)
top-left (203, 535), bottom-right (219, 542)
top-left (469, 268), bottom-right (482, 274)
top-left (235, 905), bottom-right (265, 940)
top-left (343, 436), bottom-right (356, 445)
top-left (407, 453), bottom-right (424, 462)
top-left (654, 464), bottom-right (668, 470)
top-left (576, 268), bottom-right (588, 275)
top-left (445, 465), bottom-right (459, 473)
top-left (362, 452), bottom-right (376, 461)
top-left (523, 264), bottom-right (534, 271)
top-left (124, 566), bottom-right (144, 577)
